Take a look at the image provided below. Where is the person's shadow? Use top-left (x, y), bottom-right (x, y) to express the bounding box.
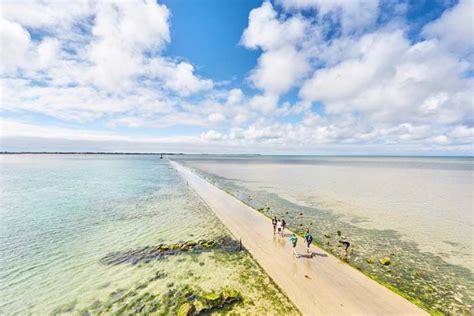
top-left (299, 252), bottom-right (328, 259)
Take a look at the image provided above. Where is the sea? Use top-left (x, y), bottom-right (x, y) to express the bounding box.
top-left (175, 155), bottom-right (474, 315)
top-left (0, 154), bottom-right (296, 315)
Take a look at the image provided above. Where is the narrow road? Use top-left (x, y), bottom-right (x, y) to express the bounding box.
top-left (171, 161), bottom-right (427, 316)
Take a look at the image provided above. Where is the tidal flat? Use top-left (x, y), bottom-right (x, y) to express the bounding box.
top-left (176, 157), bottom-right (474, 315)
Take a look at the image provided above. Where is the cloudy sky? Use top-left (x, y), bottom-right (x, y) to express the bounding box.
top-left (0, 0), bottom-right (473, 154)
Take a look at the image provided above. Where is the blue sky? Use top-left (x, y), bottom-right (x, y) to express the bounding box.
top-left (0, 0), bottom-right (472, 154)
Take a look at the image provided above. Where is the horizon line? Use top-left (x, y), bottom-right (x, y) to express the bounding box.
top-left (1, 151), bottom-right (473, 158)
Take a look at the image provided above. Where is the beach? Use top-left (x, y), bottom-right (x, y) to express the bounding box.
top-left (171, 160), bottom-right (427, 315)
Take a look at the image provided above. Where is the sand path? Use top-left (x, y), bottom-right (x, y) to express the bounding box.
top-left (171, 161), bottom-right (427, 316)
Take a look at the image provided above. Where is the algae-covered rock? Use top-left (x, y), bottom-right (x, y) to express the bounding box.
top-left (203, 292), bottom-right (222, 307)
top-left (193, 299), bottom-right (208, 313)
top-left (170, 243), bottom-right (181, 251)
top-left (202, 240), bottom-right (217, 249)
top-left (379, 257), bottom-right (391, 266)
top-left (222, 288), bottom-right (240, 304)
top-left (185, 241), bottom-right (197, 247)
top-left (177, 302), bottom-right (195, 316)
top-left (324, 233), bottom-right (331, 238)
top-left (159, 244), bottom-right (170, 251)
top-left (366, 257), bottom-right (375, 264)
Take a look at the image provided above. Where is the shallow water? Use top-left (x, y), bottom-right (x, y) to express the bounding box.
top-left (176, 155), bottom-right (474, 314)
top-left (0, 155), bottom-right (297, 315)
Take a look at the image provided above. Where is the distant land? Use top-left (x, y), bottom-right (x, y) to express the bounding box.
top-left (0, 152), bottom-right (185, 155)
top-left (1, 152), bottom-right (472, 158)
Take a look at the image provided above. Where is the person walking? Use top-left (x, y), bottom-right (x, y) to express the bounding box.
top-left (281, 218), bottom-right (286, 235)
top-left (304, 229), bottom-right (313, 253)
top-left (272, 216), bottom-right (277, 235)
top-left (289, 233), bottom-right (299, 258)
top-left (339, 236), bottom-right (351, 256)
top-left (276, 220), bottom-right (283, 236)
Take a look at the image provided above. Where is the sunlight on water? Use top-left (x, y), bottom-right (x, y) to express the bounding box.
top-left (0, 155), bottom-right (296, 315)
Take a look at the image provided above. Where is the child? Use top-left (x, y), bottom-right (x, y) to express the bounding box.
top-left (304, 229), bottom-right (313, 253)
top-left (289, 233), bottom-right (299, 258)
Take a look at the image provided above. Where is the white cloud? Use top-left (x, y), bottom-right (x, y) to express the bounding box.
top-left (249, 45), bottom-right (310, 95)
top-left (241, 2), bottom-right (307, 51)
top-left (299, 29), bottom-right (472, 126)
top-left (241, 1), bottom-right (311, 102)
top-left (249, 93), bottom-right (278, 114)
top-left (149, 61), bottom-right (213, 96)
top-left (87, 0), bottom-right (171, 91)
top-left (423, 0), bottom-right (474, 59)
top-left (227, 89), bottom-right (244, 104)
top-left (0, 0), bottom-right (216, 129)
top-left (1, 0), bottom-right (473, 155)
top-left (200, 130), bottom-right (224, 141)
top-left (0, 18), bottom-right (32, 72)
top-left (277, 0), bottom-right (380, 34)
top-left (1, 0), bottom-right (212, 95)
top-left (0, 1), bottom-right (93, 29)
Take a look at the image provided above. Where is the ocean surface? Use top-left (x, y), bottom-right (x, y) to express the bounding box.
top-left (0, 154), bottom-right (296, 315)
top-left (176, 155), bottom-right (474, 314)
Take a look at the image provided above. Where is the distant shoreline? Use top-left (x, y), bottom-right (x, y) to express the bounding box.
top-left (0, 152), bottom-right (184, 155)
top-left (0, 152), bottom-right (472, 158)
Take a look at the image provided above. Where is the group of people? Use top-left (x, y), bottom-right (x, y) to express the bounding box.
top-left (271, 216), bottom-right (286, 236)
top-left (271, 215), bottom-right (350, 259)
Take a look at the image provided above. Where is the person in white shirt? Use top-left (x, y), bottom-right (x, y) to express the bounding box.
top-left (276, 220), bottom-right (283, 236)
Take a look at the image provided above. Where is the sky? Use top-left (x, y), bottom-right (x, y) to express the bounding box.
top-left (0, 0), bottom-right (473, 155)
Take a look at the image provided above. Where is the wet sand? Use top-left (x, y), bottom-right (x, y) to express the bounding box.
top-left (171, 161), bottom-right (427, 315)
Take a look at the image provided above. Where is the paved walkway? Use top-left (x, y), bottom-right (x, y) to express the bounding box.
top-left (171, 161), bottom-right (427, 316)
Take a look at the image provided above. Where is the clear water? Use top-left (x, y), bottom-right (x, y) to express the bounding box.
top-left (0, 155), bottom-right (296, 315)
top-left (176, 155), bottom-right (474, 314)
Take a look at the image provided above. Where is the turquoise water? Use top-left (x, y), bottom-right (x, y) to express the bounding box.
top-left (0, 155), bottom-right (296, 315)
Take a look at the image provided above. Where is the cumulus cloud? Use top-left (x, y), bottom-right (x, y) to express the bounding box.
top-left (241, 1), bottom-right (311, 103)
top-left (299, 29), bottom-right (472, 127)
top-left (422, 0), bottom-right (474, 60)
top-left (1, 0), bottom-right (213, 115)
top-left (1, 0), bottom-right (473, 154)
top-left (277, 0), bottom-right (380, 34)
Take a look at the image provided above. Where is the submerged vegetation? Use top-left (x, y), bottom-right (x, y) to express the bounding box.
top-left (100, 237), bottom-right (239, 265)
top-left (186, 165), bottom-right (474, 315)
top-left (74, 284), bottom-right (241, 315)
top-left (52, 235), bottom-right (298, 315)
